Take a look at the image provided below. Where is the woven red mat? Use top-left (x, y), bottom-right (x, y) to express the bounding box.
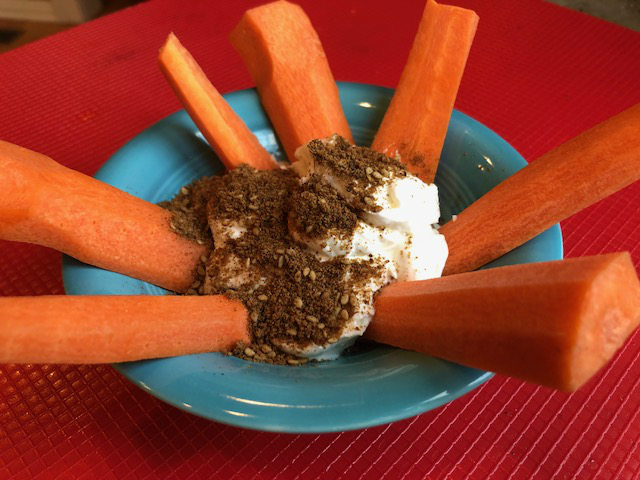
top-left (1, 0), bottom-right (639, 478)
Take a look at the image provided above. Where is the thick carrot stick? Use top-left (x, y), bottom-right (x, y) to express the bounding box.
top-left (0, 295), bottom-right (249, 364)
top-left (0, 141), bottom-right (205, 292)
top-left (371, 0), bottom-right (478, 183)
top-left (367, 253), bottom-right (640, 391)
top-left (230, 0), bottom-right (353, 162)
top-left (159, 33), bottom-right (278, 171)
top-left (441, 102), bottom-right (640, 276)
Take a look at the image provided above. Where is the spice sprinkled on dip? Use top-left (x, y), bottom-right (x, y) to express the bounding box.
top-left (163, 135), bottom-right (448, 362)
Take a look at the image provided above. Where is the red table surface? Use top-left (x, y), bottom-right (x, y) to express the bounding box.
top-left (1, 0), bottom-right (639, 478)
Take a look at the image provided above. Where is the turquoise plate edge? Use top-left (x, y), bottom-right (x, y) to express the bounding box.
top-left (61, 82), bottom-right (563, 433)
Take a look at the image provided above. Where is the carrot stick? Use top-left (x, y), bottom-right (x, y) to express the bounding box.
top-left (0, 141), bottom-right (205, 293)
top-left (441, 102), bottom-right (640, 276)
top-left (367, 253), bottom-right (640, 391)
top-left (159, 33), bottom-right (278, 171)
top-left (0, 295), bottom-right (249, 364)
top-left (371, 0), bottom-right (478, 183)
top-left (230, 0), bottom-right (353, 162)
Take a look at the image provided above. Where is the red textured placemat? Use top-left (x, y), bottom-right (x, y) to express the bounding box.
top-left (1, 0), bottom-right (639, 478)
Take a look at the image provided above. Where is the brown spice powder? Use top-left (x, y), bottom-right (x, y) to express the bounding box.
top-left (159, 179), bottom-right (216, 247)
top-left (164, 164), bottom-right (384, 364)
top-left (289, 174), bottom-right (358, 242)
top-left (305, 136), bottom-right (407, 211)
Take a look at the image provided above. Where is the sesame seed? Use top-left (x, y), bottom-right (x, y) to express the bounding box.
top-left (366, 167), bottom-right (373, 175)
top-left (260, 344), bottom-right (272, 353)
top-left (328, 338), bottom-right (338, 344)
top-left (340, 294), bottom-right (349, 305)
top-left (276, 248), bottom-right (285, 254)
top-left (248, 204), bottom-right (259, 210)
top-left (245, 257), bottom-right (251, 268)
top-left (196, 239), bottom-right (205, 245)
top-left (278, 255), bottom-right (284, 268)
top-left (318, 323), bottom-right (325, 329)
top-left (294, 271), bottom-right (302, 282)
top-left (244, 347), bottom-right (255, 357)
top-left (372, 171), bottom-right (383, 179)
top-left (306, 315), bottom-right (318, 323)
top-left (286, 328), bottom-right (297, 336)
top-left (257, 294), bottom-right (268, 301)
top-left (250, 312), bottom-right (259, 322)
top-left (303, 267), bottom-right (310, 277)
top-left (340, 309), bottom-right (349, 320)
top-left (287, 358), bottom-right (300, 365)
top-left (200, 255), bottom-right (208, 263)
top-left (350, 294), bottom-right (357, 306)
top-left (253, 227), bottom-right (260, 236)
top-left (309, 270), bottom-right (317, 281)
top-left (294, 297), bottom-right (303, 308)
top-left (180, 186), bottom-right (190, 195)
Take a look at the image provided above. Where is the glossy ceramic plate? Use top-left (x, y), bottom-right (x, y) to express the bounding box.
top-left (62, 82), bottom-right (563, 433)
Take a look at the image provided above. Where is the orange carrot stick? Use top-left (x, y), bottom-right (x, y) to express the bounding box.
top-left (440, 102), bottom-right (640, 276)
top-left (367, 253), bottom-right (640, 391)
top-left (0, 141), bottom-right (205, 293)
top-left (0, 295), bottom-right (249, 364)
top-left (371, 0), bottom-right (478, 183)
top-left (159, 33), bottom-right (277, 170)
top-left (230, 0), bottom-right (353, 162)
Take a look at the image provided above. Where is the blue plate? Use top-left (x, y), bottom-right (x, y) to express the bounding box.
top-left (62, 82), bottom-right (562, 433)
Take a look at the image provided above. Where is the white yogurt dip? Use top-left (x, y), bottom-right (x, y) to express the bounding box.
top-left (274, 135), bottom-right (448, 359)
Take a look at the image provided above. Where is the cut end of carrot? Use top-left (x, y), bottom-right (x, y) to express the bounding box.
top-left (563, 252), bottom-right (640, 391)
top-left (159, 32), bottom-right (278, 171)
